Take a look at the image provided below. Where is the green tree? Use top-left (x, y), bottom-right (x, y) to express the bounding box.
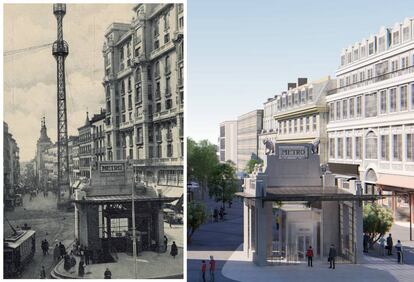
top-left (208, 161), bottom-right (238, 208)
top-left (363, 203), bottom-right (393, 246)
top-left (244, 158), bottom-right (262, 174)
top-left (187, 138), bottom-right (219, 199)
top-left (187, 201), bottom-right (208, 244)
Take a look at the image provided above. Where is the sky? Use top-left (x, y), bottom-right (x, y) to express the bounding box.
top-left (4, 4), bottom-right (136, 162)
top-left (187, 0), bottom-right (414, 144)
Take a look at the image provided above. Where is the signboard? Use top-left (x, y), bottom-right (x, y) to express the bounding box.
top-left (278, 145), bottom-right (309, 160)
top-left (100, 163), bottom-right (125, 173)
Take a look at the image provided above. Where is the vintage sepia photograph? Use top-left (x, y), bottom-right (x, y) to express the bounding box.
top-left (3, 2), bottom-right (184, 279)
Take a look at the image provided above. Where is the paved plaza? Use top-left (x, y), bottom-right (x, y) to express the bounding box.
top-left (188, 196), bottom-right (414, 282)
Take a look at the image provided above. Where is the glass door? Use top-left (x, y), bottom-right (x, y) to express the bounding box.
top-left (297, 234), bottom-right (312, 261)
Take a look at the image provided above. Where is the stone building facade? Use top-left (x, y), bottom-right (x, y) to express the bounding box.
top-left (102, 3), bottom-right (184, 198)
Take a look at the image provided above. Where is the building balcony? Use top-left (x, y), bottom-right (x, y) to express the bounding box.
top-left (132, 54), bottom-right (147, 66)
top-left (119, 120), bottom-right (134, 130)
top-left (178, 77), bottom-right (183, 88)
top-left (150, 40), bottom-right (175, 60)
top-left (135, 113), bottom-right (144, 123)
top-left (133, 156), bottom-right (183, 167)
top-left (152, 107), bottom-right (177, 121)
top-left (166, 132), bottom-right (173, 141)
top-left (328, 65), bottom-right (414, 95)
top-left (103, 73), bottom-right (115, 82)
top-left (155, 90), bottom-right (161, 100)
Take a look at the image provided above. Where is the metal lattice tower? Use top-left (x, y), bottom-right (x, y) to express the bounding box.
top-left (52, 3), bottom-right (70, 205)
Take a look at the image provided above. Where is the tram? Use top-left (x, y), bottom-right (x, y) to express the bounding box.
top-left (3, 230), bottom-right (36, 278)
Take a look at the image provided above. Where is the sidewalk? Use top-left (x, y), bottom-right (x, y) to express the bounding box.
top-left (52, 248), bottom-right (183, 279)
top-left (220, 244), bottom-right (414, 282)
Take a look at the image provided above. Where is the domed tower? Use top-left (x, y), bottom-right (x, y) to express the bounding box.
top-left (35, 117), bottom-right (53, 188)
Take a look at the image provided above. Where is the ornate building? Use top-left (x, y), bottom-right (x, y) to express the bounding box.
top-left (102, 3), bottom-right (184, 198)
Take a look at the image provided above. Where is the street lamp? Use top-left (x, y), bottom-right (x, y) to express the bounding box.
top-left (130, 163), bottom-right (138, 279)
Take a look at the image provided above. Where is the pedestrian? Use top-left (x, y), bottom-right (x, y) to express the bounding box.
top-left (84, 246), bottom-right (90, 265)
top-left (328, 244), bottom-right (336, 269)
top-left (363, 233), bottom-right (369, 253)
top-left (387, 233), bottom-right (393, 255)
top-left (209, 255), bottom-right (216, 281)
top-left (104, 268), bottom-right (112, 279)
top-left (164, 235), bottom-right (168, 253)
top-left (78, 260), bottom-right (85, 277)
top-left (41, 240), bottom-right (46, 255)
top-left (219, 207), bottom-right (224, 220)
top-left (379, 236), bottom-right (385, 256)
top-left (169, 216), bottom-right (173, 228)
top-left (40, 265), bottom-right (46, 279)
top-left (64, 254), bottom-right (71, 271)
top-left (228, 200), bottom-right (232, 208)
top-left (201, 260), bottom-right (207, 282)
top-left (213, 208), bottom-right (218, 222)
top-left (70, 253), bottom-right (77, 271)
top-left (395, 240), bottom-right (403, 264)
top-left (170, 241), bottom-right (178, 259)
top-left (306, 246), bottom-right (313, 267)
top-left (53, 244), bottom-right (60, 262)
top-left (59, 242), bottom-right (66, 259)
top-left (45, 239), bottom-right (49, 255)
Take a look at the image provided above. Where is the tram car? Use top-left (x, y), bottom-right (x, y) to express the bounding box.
top-left (3, 230), bottom-right (36, 278)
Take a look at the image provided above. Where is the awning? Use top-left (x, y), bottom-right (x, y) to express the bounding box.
top-left (73, 194), bottom-right (179, 204)
top-left (236, 186), bottom-right (382, 202)
top-left (161, 187), bottom-right (183, 198)
top-left (376, 174), bottom-right (414, 192)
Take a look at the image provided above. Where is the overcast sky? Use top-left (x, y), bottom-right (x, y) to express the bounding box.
top-left (188, 0), bottom-right (414, 144)
top-left (4, 3), bottom-right (136, 162)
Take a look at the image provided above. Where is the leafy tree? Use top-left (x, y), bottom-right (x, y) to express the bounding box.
top-left (187, 201), bottom-right (208, 244)
top-left (244, 158), bottom-right (263, 174)
top-left (208, 161), bottom-right (238, 208)
top-left (363, 203), bottom-right (393, 246)
top-left (187, 138), bottom-right (219, 199)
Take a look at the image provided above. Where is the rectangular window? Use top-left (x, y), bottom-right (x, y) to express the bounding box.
top-left (400, 85), bottom-right (408, 111)
top-left (412, 84), bottom-right (414, 108)
top-left (349, 97), bottom-right (355, 118)
top-left (365, 93), bottom-right (377, 117)
top-left (308, 88), bottom-right (313, 102)
top-left (337, 138), bottom-right (343, 159)
top-left (306, 116), bottom-right (310, 132)
top-left (342, 99), bottom-right (348, 119)
top-left (329, 138), bottom-right (335, 158)
top-left (407, 134), bottom-right (414, 161)
top-left (336, 101), bottom-right (341, 120)
top-left (380, 90), bottom-right (387, 114)
top-left (390, 88), bottom-right (397, 112)
top-left (356, 96), bottom-right (362, 117)
top-left (393, 32), bottom-right (400, 45)
top-left (381, 135), bottom-right (389, 161)
top-left (293, 119), bottom-right (297, 133)
top-left (299, 118), bottom-right (303, 132)
top-left (312, 115), bottom-right (317, 131)
top-left (403, 27), bottom-right (410, 42)
top-left (329, 103), bottom-right (335, 121)
top-left (346, 137), bottom-right (352, 159)
top-left (393, 134), bottom-right (402, 161)
top-left (355, 136), bottom-right (362, 159)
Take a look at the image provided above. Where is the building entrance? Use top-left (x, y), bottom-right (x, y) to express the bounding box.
top-left (296, 234), bottom-right (312, 260)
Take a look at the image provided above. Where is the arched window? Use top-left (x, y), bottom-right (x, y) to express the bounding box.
top-left (365, 131), bottom-right (378, 159)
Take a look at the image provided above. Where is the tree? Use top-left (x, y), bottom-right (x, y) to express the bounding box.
top-left (244, 158), bottom-right (263, 174)
top-left (187, 201), bottom-right (208, 244)
top-left (208, 161), bottom-right (238, 208)
top-left (363, 203), bottom-right (393, 246)
top-left (187, 138), bottom-right (219, 199)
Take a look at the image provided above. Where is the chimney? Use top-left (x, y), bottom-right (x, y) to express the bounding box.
top-left (287, 83), bottom-right (296, 90)
top-left (298, 77), bottom-right (308, 87)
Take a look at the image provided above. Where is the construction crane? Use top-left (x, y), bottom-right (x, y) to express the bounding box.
top-left (52, 3), bottom-right (70, 207)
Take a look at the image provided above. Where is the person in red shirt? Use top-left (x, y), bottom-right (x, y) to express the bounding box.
top-left (306, 246), bottom-right (314, 267)
top-left (209, 256), bottom-right (216, 281)
top-left (201, 260), bottom-right (207, 282)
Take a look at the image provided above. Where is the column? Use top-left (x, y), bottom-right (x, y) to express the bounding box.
top-left (157, 206), bottom-right (164, 252)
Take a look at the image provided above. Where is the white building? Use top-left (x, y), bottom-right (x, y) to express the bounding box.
top-left (326, 18), bottom-right (414, 197)
top-left (258, 77), bottom-right (335, 164)
top-left (219, 120), bottom-right (238, 166)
